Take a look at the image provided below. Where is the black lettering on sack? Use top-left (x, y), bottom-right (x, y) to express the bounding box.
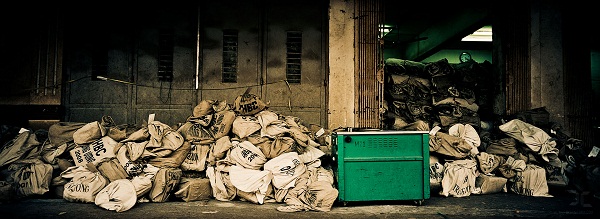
top-left (18, 182), bottom-right (31, 188)
top-left (291, 159), bottom-right (301, 166)
top-left (214, 114), bottom-right (224, 124)
top-left (81, 144), bottom-right (91, 153)
top-left (125, 162), bottom-right (144, 174)
top-left (187, 152), bottom-right (199, 161)
top-left (279, 165), bottom-right (294, 176)
top-left (513, 175), bottom-right (523, 183)
top-left (306, 190), bottom-right (317, 205)
top-left (240, 101), bottom-right (258, 113)
top-left (240, 148), bottom-right (258, 162)
top-left (21, 170), bottom-right (32, 181)
top-left (452, 184), bottom-right (471, 196)
top-left (91, 140), bottom-right (107, 156)
top-left (75, 151), bottom-right (84, 164)
top-left (510, 184), bottom-right (534, 196)
top-left (429, 167), bottom-right (443, 180)
top-left (83, 151), bottom-right (95, 163)
top-left (429, 163), bottom-right (444, 180)
top-left (66, 183), bottom-right (90, 193)
top-left (167, 171), bottom-right (181, 181)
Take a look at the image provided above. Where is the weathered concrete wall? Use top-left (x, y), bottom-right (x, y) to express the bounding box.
top-left (328, 0), bottom-right (356, 130)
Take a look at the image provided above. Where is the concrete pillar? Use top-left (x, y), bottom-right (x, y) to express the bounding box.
top-left (328, 0), bottom-right (355, 130)
top-left (529, 1), bottom-right (565, 125)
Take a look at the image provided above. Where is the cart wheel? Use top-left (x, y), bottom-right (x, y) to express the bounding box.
top-left (343, 202), bottom-right (348, 207)
top-left (414, 200), bottom-right (423, 206)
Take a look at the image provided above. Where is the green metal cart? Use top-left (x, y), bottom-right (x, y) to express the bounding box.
top-left (332, 130), bottom-right (430, 206)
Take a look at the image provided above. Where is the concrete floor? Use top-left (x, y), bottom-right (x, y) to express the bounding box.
top-left (0, 189), bottom-right (596, 219)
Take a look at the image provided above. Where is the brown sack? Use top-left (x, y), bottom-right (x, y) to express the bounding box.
top-left (174, 177), bottom-right (213, 202)
top-left (181, 143), bottom-right (210, 172)
top-left (475, 175), bottom-right (507, 194)
top-left (148, 141), bottom-right (192, 168)
top-left (95, 157), bottom-right (129, 182)
top-left (149, 167), bottom-right (182, 202)
top-left (73, 121), bottom-right (106, 145)
top-left (233, 93), bottom-right (267, 116)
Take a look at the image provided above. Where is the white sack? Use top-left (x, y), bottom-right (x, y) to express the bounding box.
top-left (229, 165), bottom-right (273, 204)
top-left (264, 152), bottom-right (306, 189)
top-left (228, 141), bottom-right (267, 170)
top-left (441, 159), bottom-right (478, 197)
top-left (498, 119), bottom-right (559, 162)
top-left (232, 116), bottom-right (261, 139)
top-left (95, 179), bottom-right (137, 212)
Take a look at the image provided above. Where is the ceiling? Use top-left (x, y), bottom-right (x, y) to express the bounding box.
top-left (381, 1), bottom-right (493, 61)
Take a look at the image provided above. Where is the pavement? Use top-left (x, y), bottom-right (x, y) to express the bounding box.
top-left (0, 188), bottom-right (597, 219)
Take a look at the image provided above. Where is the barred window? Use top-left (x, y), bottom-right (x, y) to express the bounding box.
top-left (286, 31), bottom-right (302, 84)
top-left (158, 28), bottom-right (174, 82)
top-left (222, 29), bottom-right (238, 83)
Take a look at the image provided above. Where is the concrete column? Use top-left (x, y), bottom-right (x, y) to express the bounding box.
top-left (328, 0), bottom-right (355, 130)
top-left (529, 1), bottom-right (565, 125)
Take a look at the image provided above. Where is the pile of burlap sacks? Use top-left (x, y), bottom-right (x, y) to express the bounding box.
top-left (0, 93), bottom-right (337, 213)
top-left (383, 58), bottom-right (600, 200)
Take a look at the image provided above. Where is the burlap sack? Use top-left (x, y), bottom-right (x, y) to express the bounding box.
top-left (232, 116), bottom-right (261, 139)
top-left (475, 152), bottom-right (506, 174)
top-left (147, 121), bottom-right (184, 157)
top-left (509, 164), bottom-right (552, 197)
top-left (174, 177), bottom-right (213, 202)
top-left (440, 159), bottom-right (478, 197)
top-left (429, 131), bottom-right (473, 159)
top-left (0, 131), bottom-right (39, 168)
top-left (206, 165), bottom-right (237, 201)
top-left (258, 136), bottom-right (296, 159)
top-left (116, 145), bottom-right (147, 176)
top-left (177, 122), bottom-right (213, 142)
top-left (499, 119), bottom-right (559, 162)
top-left (131, 175), bottom-right (153, 198)
top-left (233, 93), bottom-right (267, 116)
top-left (181, 143), bottom-right (210, 172)
top-left (8, 159), bottom-right (53, 198)
top-left (94, 179), bottom-right (137, 212)
top-left (62, 165), bottom-right (108, 203)
top-left (95, 157), bottom-right (129, 182)
top-left (228, 141), bottom-right (267, 170)
top-left (264, 152), bottom-right (306, 189)
top-left (207, 136), bottom-right (233, 166)
top-left (485, 137), bottom-right (518, 156)
top-left (229, 165), bottom-right (273, 204)
top-left (48, 122), bottom-right (86, 146)
top-left (209, 109), bottom-right (236, 139)
top-left (429, 155), bottom-right (444, 191)
top-left (149, 167), bottom-right (182, 202)
top-left (193, 100), bottom-right (216, 117)
top-left (148, 140), bottom-right (191, 168)
top-left (70, 136), bottom-right (118, 166)
top-left (73, 121), bottom-right (107, 145)
top-left (475, 175), bottom-right (507, 194)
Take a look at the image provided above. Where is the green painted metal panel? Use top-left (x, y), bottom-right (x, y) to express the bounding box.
top-left (333, 131), bottom-right (430, 204)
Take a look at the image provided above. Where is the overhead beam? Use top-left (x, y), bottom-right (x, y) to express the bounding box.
top-left (403, 7), bottom-right (490, 61)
